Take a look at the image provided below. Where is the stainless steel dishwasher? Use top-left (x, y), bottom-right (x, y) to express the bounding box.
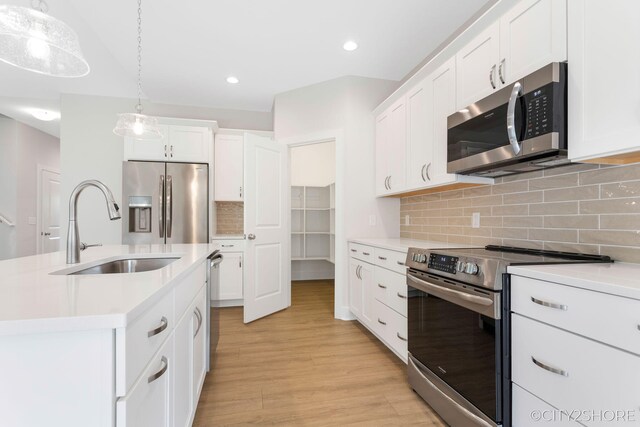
top-left (206, 251), bottom-right (223, 371)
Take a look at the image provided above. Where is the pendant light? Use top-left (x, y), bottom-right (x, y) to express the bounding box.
top-left (113, 0), bottom-right (161, 140)
top-left (0, 0), bottom-right (89, 77)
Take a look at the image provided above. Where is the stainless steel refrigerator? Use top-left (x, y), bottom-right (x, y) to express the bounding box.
top-left (122, 161), bottom-right (208, 244)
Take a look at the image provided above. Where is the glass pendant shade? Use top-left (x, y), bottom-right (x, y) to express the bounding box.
top-left (0, 5), bottom-right (89, 77)
top-left (113, 113), bottom-right (163, 140)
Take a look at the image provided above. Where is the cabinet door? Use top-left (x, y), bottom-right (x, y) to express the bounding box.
top-left (169, 125), bottom-right (211, 163)
top-left (456, 22), bottom-right (500, 109)
top-left (124, 124), bottom-right (169, 161)
top-left (500, 0), bottom-right (567, 84)
top-left (173, 306), bottom-right (194, 427)
top-left (568, 0), bottom-right (640, 162)
top-left (349, 259), bottom-right (363, 318)
top-left (214, 134), bottom-right (244, 201)
top-left (406, 80), bottom-right (433, 189)
top-left (117, 336), bottom-right (173, 427)
top-left (360, 262), bottom-right (375, 328)
top-left (375, 111), bottom-right (391, 196)
top-left (192, 287), bottom-right (207, 403)
top-left (387, 98), bottom-right (407, 192)
top-left (215, 252), bottom-right (243, 300)
top-left (429, 58), bottom-right (457, 184)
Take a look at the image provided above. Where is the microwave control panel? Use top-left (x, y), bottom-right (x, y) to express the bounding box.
top-left (525, 83), bottom-right (555, 139)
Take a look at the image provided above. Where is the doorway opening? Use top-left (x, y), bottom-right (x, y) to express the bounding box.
top-left (289, 140), bottom-right (336, 311)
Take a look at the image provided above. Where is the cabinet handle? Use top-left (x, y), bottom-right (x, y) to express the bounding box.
top-left (426, 163), bottom-right (431, 181)
top-left (387, 176), bottom-right (392, 190)
top-left (384, 176), bottom-right (389, 190)
top-left (531, 356), bottom-right (568, 377)
top-left (193, 307), bottom-right (203, 338)
top-left (378, 318), bottom-right (387, 325)
top-left (239, 255), bottom-right (242, 268)
top-left (397, 261), bottom-right (405, 266)
top-left (489, 64), bottom-right (497, 89)
top-left (397, 292), bottom-right (407, 299)
top-left (350, 249), bottom-right (357, 253)
top-left (498, 58), bottom-right (506, 84)
top-left (357, 265), bottom-right (363, 280)
top-left (396, 333), bottom-right (407, 342)
top-left (164, 144), bottom-right (167, 158)
top-left (378, 283), bottom-right (387, 289)
top-left (239, 186), bottom-right (242, 198)
top-left (222, 244), bottom-right (235, 248)
top-left (147, 316), bottom-right (168, 338)
top-left (362, 252), bottom-right (370, 256)
top-left (170, 145), bottom-right (174, 158)
top-left (530, 296), bottom-right (568, 311)
top-left (378, 256), bottom-right (387, 261)
top-left (421, 164), bottom-right (427, 182)
top-left (148, 356), bottom-right (168, 383)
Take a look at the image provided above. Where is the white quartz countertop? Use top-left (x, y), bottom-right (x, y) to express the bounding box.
top-left (348, 237), bottom-right (476, 253)
top-left (0, 244), bottom-right (219, 336)
top-left (508, 262), bottom-right (640, 301)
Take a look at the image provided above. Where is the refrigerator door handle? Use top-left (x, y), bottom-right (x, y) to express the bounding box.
top-left (166, 175), bottom-right (173, 238)
top-left (158, 175), bottom-right (165, 238)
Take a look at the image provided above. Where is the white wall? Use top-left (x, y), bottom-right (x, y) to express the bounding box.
top-left (290, 141), bottom-right (335, 187)
top-left (274, 75), bottom-right (400, 319)
top-left (60, 94), bottom-right (274, 246)
top-left (0, 118), bottom-right (18, 260)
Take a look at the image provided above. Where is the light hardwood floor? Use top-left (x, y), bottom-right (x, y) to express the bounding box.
top-left (193, 280), bottom-right (446, 426)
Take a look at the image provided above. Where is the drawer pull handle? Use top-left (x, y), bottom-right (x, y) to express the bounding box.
top-left (378, 256), bottom-right (387, 261)
top-left (531, 297), bottom-right (568, 311)
top-left (397, 292), bottom-right (407, 299)
top-left (350, 249), bottom-right (357, 252)
top-left (148, 316), bottom-right (168, 338)
top-left (362, 252), bottom-right (370, 256)
top-left (378, 283), bottom-right (387, 289)
top-left (531, 356), bottom-right (568, 377)
top-left (396, 333), bottom-right (407, 342)
top-left (222, 244), bottom-right (234, 248)
top-left (378, 318), bottom-right (387, 325)
top-left (193, 307), bottom-right (203, 338)
top-left (148, 356), bottom-right (168, 383)
top-left (397, 261), bottom-right (405, 266)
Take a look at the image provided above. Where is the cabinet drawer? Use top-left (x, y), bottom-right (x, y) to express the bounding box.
top-left (116, 289), bottom-right (175, 396)
top-left (512, 384), bottom-right (580, 426)
top-left (373, 247), bottom-right (408, 275)
top-left (511, 275), bottom-right (640, 356)
top-left (348, 243), bottom-right (373, 263)
top-left (512, 314), bottom-right (640, 425)
top-left (175, 263), bottom-right (206, 320)
top-left (373, 299), bottom-right (408, 362)
top-left (216, 240), bottom-right (245, 252)
top-left (117, 333), bottom-right (173, 427)
top-left (374, 266), bottom-right (408, 317)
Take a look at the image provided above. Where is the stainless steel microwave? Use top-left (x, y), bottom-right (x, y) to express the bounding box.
top-left (447, 62), bottom-right (568, 177)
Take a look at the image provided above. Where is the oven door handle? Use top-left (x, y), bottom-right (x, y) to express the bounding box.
top-left (407, 274), bottom-right (494, 308)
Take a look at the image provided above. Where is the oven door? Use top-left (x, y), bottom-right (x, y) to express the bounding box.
top-left (407, 271), bottom-right (502, 425)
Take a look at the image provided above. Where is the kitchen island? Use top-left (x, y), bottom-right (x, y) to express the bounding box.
top-left (0, 244), bottom-right (218, 427)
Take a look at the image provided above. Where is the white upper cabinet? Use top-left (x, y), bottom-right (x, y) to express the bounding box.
top-left (456, 22), bottom-right (501, 109)
top-left (406, 80), bottom-right (433, 189)
top-left (124, 123), bottom-right (212, 163)
top-left (214, 133), bottom-right (244, 201)
top-left (568, 0), bottom-right (640, 163)
top-left (375, 110), bottom-right (391, 195)
top-left (456, 0), bottom-right (567, 109)
top-left (429, 58), bottom-right (457, 185)
top-left (499, 0), bottom-right (567, 84)
top-left (375, 98), bottom-right (407, 196)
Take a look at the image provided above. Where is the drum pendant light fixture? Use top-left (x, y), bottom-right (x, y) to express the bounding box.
top-left (113, 0), bottom-right (161, 140)
top-left (0, 0), bottom-right (90, 77)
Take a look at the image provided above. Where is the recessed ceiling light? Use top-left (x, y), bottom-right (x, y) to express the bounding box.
top-left (226, 76), bottom-right (239, 84)
top-left (343, 40), bottom-right (358, 51)
top-left (29, 109), bottom-right (60, 121)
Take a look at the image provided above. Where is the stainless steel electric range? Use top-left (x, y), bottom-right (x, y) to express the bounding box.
top-left (404, 245), bottom-right (612, 427)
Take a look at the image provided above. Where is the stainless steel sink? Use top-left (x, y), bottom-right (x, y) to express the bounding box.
top-left (69, 257), bottom-right (179, 275)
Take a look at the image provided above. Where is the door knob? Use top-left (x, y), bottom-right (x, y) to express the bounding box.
top-left (247, 233), bottom-right (256, 240)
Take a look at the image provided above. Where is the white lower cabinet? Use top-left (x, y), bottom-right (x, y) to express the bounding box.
top-left (512, 384), bottom-right (580, 426)
top-left (117, 334), bottom-right (173, 427)
top-left (212, 240), bottom-right (245, 306)
top-left (349, 242), bottom-right (408, 362)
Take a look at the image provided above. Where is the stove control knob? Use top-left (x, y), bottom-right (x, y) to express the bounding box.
top-left (456, 261), bottom-right (465, 272)
top-left (464, 262), bottom-right (479, 275)
top-left (420, 254), bottom-right (428, 263)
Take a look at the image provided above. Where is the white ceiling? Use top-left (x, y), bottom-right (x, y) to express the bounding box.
top-left (0, 0), bottom-right (490, 133)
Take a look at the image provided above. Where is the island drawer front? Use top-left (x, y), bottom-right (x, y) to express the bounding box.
top-left (511, 314), bottom-right (640, 419)
top-left (373, 299), bottom-right (408, 361)
top-left (373, 247), bottom-right (407, 275)
top-left (511, 275), bottom-right (640, 356)
top-left (512, 384), bottom-right (580, 426)
top-left (348, 243), bottom-right (373, 263)
top-left (175, 263), bottom-right (206, 320)
top-left (116, 289), bottom-right (175, 396)
top-left (374, 266), bottom-right (407, 317)
top-left (217, 240), bottom-right (245, 252)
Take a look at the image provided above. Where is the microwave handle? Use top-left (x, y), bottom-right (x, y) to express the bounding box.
top-left (507, 81), bottom-right (523, 155)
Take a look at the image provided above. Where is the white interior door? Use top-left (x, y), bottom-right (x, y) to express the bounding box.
top-left (243, 133), bottom-right (289, 323)
top-left (38, 168), bottom-right (61, 254)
